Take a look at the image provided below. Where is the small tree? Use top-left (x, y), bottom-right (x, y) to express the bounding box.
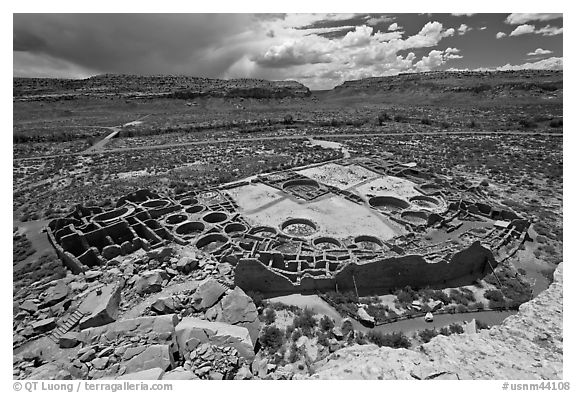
top-left (319, 315), bottom-right (334, 332)
top-left (284, 114), bottom-right (294, 125)
top-left (264, 308), bottom-right (276, 325)
top-left (378, 111), bottom-right (391, 125)
top-left (260, 325), bottom-right (285, 352)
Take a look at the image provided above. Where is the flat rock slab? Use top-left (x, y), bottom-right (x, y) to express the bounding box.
top-left (78, 314), bottom-right (179, 345)
top-left (191, 278), bottom-right (227, 311)
top-left (79, 281), bottom-right (123, 329)
top-left (217, 286), bottom-right (260, 344)
top-left (175, 317), bottom-right (255, 361)
top-left (124, 344), bottom-right (175, 374)
top-left (114, 368), bottom-right (166, 380)
top-left (42, 281), bottom-right (69, 308)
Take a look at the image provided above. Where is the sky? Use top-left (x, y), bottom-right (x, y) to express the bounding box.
top-left (13, 13), bottom-right (563, 90)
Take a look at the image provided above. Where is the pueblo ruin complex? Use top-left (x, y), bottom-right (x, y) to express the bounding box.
top-left (47, 157), bottom-right (530, 297)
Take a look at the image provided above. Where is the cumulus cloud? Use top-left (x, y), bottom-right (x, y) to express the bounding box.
top-left (537, 25), bottom-right (563, 36)
top-left (452, 13), bottom-right (476, 17)
top-left (505, 13), bottom-right (562, 24)
top-left (414, 48), bottom-right (462, 72)
top-left (510, 24), bottom-right (563, 37)
top-left (457, 24), bottom-right (472, 35)
top-left (496, 32), bottom-right (507, 39)
top-left (510, 24), bottom-right (536, 36)
top-left (366, 15), bottom-right (394, 26)
top-left (388, 22), bottom-right (400, 31)
top-left (527, 48), bottom-right (553, 56)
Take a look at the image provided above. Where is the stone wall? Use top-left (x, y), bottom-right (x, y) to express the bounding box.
top-left (234, 241), bottom-right (497, 296)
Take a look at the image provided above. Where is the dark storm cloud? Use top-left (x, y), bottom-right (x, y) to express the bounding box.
top-left (13, 14), bottom-right (257, 77)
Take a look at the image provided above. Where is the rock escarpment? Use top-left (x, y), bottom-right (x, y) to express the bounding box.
top-left (310, 263), bottom-right (563, 380)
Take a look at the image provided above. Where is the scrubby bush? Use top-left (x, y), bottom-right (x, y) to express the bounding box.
top-left (421, 118), bottom-right (432, 125)
top-left (366, 331), bottom-right (410, 349)
top-left (316, 331), bottom-right (330, 347)
top-left (549, 119), bottom-right (563, 128)
top-left (283, 114), bottom-right (294, 124)
top-left (378, 111), bottom-right (391, 125)
top-left (288, 342), bottom-right (299, 363)
top-left (418, 328), bottom-right (439, 343)
top-left (476, 320), bottom-right (490, 330)
top-left (394, 286), bottom-right (418, 306)
top-left (260, 325), bottom-right (285, 352)
top-left (448, 323), bottom-right (464, 334)
top-left (319, 315), bottom-right (334, 331)
top-left (293, 308), bottom-right (317, 337)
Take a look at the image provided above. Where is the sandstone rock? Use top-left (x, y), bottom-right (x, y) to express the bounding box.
top-left (331, 327), bottom-right (344, 340)
top-left (191, 278), bottom-right (227, 311)
top-left (122, 346), bottom-right (147, 361)
top-left (79, 314), bottom-right (179, 345)
top-left (83, 270), bottom-right (102, 282)
top-left (115, 368), bottom-right (165, 380)
top-left (123, 345), bottom-right (175, 374)
top-left (175, 317), bottom-right (255, 361)
top-left (59, 332), bottom-right (80, 348)
top-left (27, 363), bottom-right (62, 380)
top-left (151, 297), bottom-right (181, 314)
top-left (217, 263), bottom-right (232, 276)
top-left (92, 356), bottom-right (109, 370)
top-left (234, 365), bottom-right (253, 380)
top-left (209, 371), bottom-right (224, 380)
top-left (162, 367), bottom-right (200, 380)
top-left (78, 281), bottom-right (123, 329)
top-left (357, 308), bottom-right (375, 327)
top-left (134, 270), bottom-right (169, 295)
top-left (42, 281), bottom-right (69, 308)
top-left (20, 300), bottom-right (38, 313)
top-left (217, 286), bottom-right (260, 344)
top-left (78, 348), bottom-right (96, 363)
top-left (31, 317), bottom-right (56, 332)
top-left (176, 257), bottom-right (198, 274)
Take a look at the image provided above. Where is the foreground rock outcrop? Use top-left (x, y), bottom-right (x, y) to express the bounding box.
top-left (310, 263), bottom-right (563, 380)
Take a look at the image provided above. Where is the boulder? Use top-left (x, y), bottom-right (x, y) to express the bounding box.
top-left (331, 326), bottom-right (344, 340)
top-left (218, 286), bottom-right (260, 344)
top-left (20, 300), bottom-right (38, 313)
top-left (357, 308), bottom-right (375, 327)
top-left (191, 278), bottom-right (227, 311)
top-left (59, 332), bottom-right (80, 348)
top-left (31, 317), bottom-right (56, 332)
top-left (42, 281), bottom-right (69, 308)
top-left (78, 314), bottom-right (178, 345)
top-left (162, 367), bottom-right (200, 380)
top-left (134, 270), bottom-right (169, 295)
top-left (123, 344), bottom-right (175, 374)
top-left (175, 317), bottom-right (255, 361)
top-left (78, 281), bottom-right (123, 329)
top-left (176, 257), bottom-right (198, 274)
top-left (151, 297), bottom-right (181, 314)
top-left (115, 368), bottom-right (165, 380)
top-left (234, 365), bottom-right (253, 380)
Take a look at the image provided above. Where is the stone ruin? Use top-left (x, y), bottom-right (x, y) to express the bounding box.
top-left (46, 157), bottom-right (531, 298)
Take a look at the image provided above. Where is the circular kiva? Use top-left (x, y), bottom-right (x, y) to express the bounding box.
top-left (185, 205), bottom-right (206, 214)
top-left (165, 214), bottom-right (187, 225)
top-left (281, 218), bottom-right (318, 237)
top-left (409, 195), bottom-right (441, 209)
top-left (354, 235), bottom-right (384, 250)
top-left (140, 199), bottom-right (171, 209)
top-left (195, 233), bottom-right (229, 252)
top-left (224, 222), bottom-right (248, 235)
top-left (92, 206), bottom-right (134, 224)
top-left (401, 210), bottom-right (429, 225)
top-left (368, 196), bottom-right (410, 212)
top-left (282, 179), bottom-right (320, 191)
top-left (313, 236), bottom-right (342, 250)
top-left (249, 226), bottom-right (277, 238)
top-left (202, 211), bottom-right (229, 224)
top-left (175, 221), bottom-right (205, 236)
top-left (179, 197), bottom-right (199, 206)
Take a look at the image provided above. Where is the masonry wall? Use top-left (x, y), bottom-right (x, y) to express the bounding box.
top-left (234, 241), bottom-right (497, 297)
